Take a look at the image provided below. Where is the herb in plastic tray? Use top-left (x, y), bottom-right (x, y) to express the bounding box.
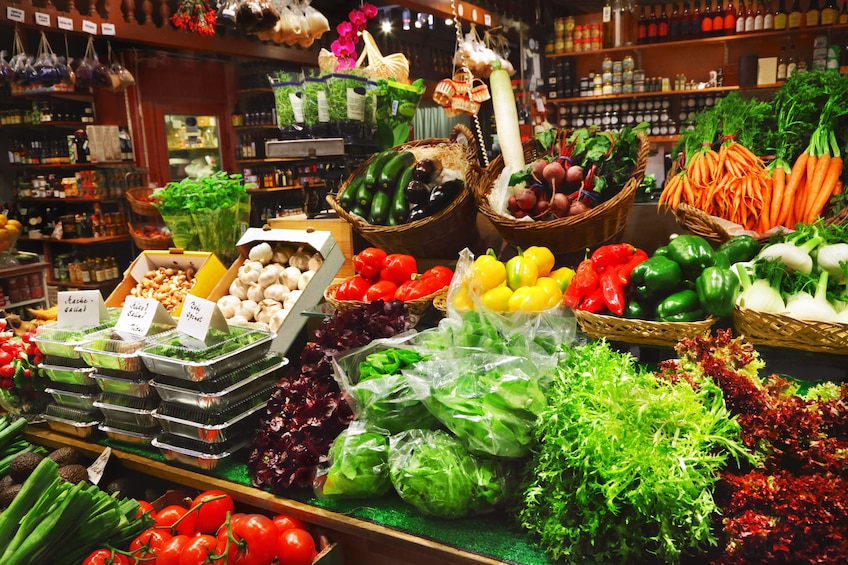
top-left (144, 327), bottom-right (266, 362)
top-left (326, 72), bottom-right (368, 123)
top-left (151, 354), bottom-right (284, 393)
top-left (156, 432), bottom-right (248, 455)
top-left (302, 76), bottom-right (327, 127)
top-left (157, 387), bottom-right (271, 426)
top-left (98, 392), bottom-right (159, 411)
top-left (269, 72), bottom-right (302, 128)
top-left (86, 325), bottom-right (175, 353)
top-left (35, 319), bottom-right (119, 342)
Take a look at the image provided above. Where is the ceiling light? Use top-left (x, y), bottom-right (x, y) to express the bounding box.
top-left (445, 17), bottom-right (454, 25)
top-left (402, 8), bottom-right (410, 30)
top-left (428, 14), bottom-right (434, 29)
top-left (381, 18), bottom-right (392, 33)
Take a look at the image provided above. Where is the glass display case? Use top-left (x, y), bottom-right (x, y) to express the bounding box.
top-left (164, 114), bottom-right (222, 180)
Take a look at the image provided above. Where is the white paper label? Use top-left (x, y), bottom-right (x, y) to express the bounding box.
top-left (57, 290), bottom-right (109, 328)
top-left (177, 295), bottom-right (229, 342)
top-left (472, 8), bottom-right (478, 21)
top-left (101, 22), bottom-right (115, 35)
top-left (346, 88), bottom-right (366, 121)
top-left (35, 12), bottom-right (51, 26)
top-left (58, 16), bottom-right (74, 30)
top-left (317, 91), bottom-right (330, 123)
top-left (115, 296), bottom-right (175, 336)
top-left (288, 92), bottom-right (304, 123)
top-left (603, 5), bottom-right (612, 22)
top-left (484, 14), bottom-right (492, 26)
top-left (82, 19), bottom-right (98, 34)
top-left (6, 7), bottom-right (25, 22)
top-left (87, 447), bottom-right (111, 485)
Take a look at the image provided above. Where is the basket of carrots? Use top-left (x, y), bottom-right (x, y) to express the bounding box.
top-left (661, 78), bottom-right (848, 244)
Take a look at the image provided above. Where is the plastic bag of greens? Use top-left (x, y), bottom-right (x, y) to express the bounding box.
top-left (313, 421), bottom-right (392, 499)
top-left (302, 75), bottom-right (330, 137)
top-left (405, 351), bottom-right (548, 458)
top-left (158, 210), bottom-right (199, 250)
top-left (332, 333), bottom-right (439, 434)
top-left (269, 72), bottom-right (304, 138)
top-left (192, 196), bottom-right (248, 263)
top-left (325, 72), bottom-right (368, 141)
top-left (388, 428), bottom-right (509, 519)
top-left (374, 77), bottom-right (425, 150)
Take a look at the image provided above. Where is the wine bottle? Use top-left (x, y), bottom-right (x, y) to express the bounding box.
top-left (682, 1), bottom-right (694, 37)
top-left (807, 0), bottom-right (821, 26)
top-left (737, 0), bottom-right (748, 30)
top-left (670, 2), bottom-right (682, 38)
top-left (745, 0), bottom-right (755, 29)
top-left (702, 0), bottom-right (715, 34)
top-left (820, 0), bottom-right (837, 24)
top-left (764, 0), bottom-right (775, 27)
top-left (839, 0), bottom-right (848, 23)
top-left (774, 0), bottom-right (788, 27)
top-left (660, 3), bottom-right (670, 40)
top-left (755, 0), bottom-right (765, 28)
top-left (724, 0), bottom-right (737, 32)
top-left (693, 0), bottom-right (703, 36)
top-left (648, 3), bottom-right (659, 42)
top-left (714, 0), bottom-right (726, 34)
top-left (638, 4), bottom-right (648, 43)
top-left (603, 0), bottom-right (615, 48)
top-left (788, 0), bottom-right (802, 28)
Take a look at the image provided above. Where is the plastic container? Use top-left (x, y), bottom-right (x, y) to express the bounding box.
top-left (99, 424), bottom-right (158, 446)
top-left (139, 328), bottom-right (275, 381)
top-left (77, 326), bottom-right (174, 372)
top-left (39, 364), bottom-right (96, 386)
top-left (149, 355), bottom-right (286, 410)
top-left (151, 433), bottom-right (251, 471)
top-left (43, 355), bottom-right (88, 368)
top-left (94, 373), bottom-right (155, 398)
top-left (43, 403), bottom-right (100, 439)
top-left (33, 317), bottom-right (119, 359)
top-left (94, 393), bottom-right (159, 429)
top-left (45, 387), bottom-right (100, 411)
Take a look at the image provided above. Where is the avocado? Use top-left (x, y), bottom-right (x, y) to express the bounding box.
top-left (48, 447), bottom-right (81, 467)
top-left (0, 484), bottom-right (22, 509)
top-left (0, 474), bottom-right (14, 491)
top-left (9, 452), bottom-right (45, 483)
top-left (58, 464), bottom-right (89, 484)
top-left (104, 477), bottom-right (141, 499)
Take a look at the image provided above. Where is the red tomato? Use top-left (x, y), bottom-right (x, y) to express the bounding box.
top-left (216, 513), bottom-right (278, 565)
top-left (179, 534), bottom-right (219, 565)
top-left (81, 548), bottom-right (132, 565)
top-left (277, 528), bottom-right (318, 565)
top-left (190, 490), bottom-right (235, 534)
top-left (155, 504), bottom-right (198, 536)
top-left (135, 500), bottom-right (155, 520)
top-left (0, 350), bottom-right (12, 366)
top-left (154, 535), bottom-right (191, 565)
top-left (130, 527), bottom-right (173, 562)
top-left (271, 514), bottom-right (307, 535)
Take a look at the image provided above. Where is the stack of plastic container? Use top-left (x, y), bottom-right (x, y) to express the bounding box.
top-left (139, 326), bottom-right (285, 471)
top-left (78, 325), bottom-right (174, 446)
top-left (35, 317), bottom-right (119, 439)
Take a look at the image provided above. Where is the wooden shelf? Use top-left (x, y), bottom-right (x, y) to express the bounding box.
top-left (4, 296), bottom-right (48, 310)
top-left (234, 125), bottom-right (279, 131)
top-left (0, 261), bottom-right (49, 280)
top-left (46, 278), bottom-right (120, 290)
top-left (247, 183), bottom-right (325, 194)
top-left (0, 121), bottom-right (91, 129)
top-left (235, 87), bottom-right (274, 95)
top-left (1, 161), bottom-right (135, 170)
top-left (19, 234), bottom-right (130, 245)
top-left (550, 86), bottom-right (738, 104)
top-left (17, 197), bottom-right (121, 204)
top-left (0, 91), bottom-right (94, 104)
top-left (546, 22), bottom-right (848, 59)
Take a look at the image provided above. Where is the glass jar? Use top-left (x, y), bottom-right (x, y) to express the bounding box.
top-left (623, 55), bottom-right (635, 72)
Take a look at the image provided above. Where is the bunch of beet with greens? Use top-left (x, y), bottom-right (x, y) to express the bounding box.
top-left (248, 301), bottom-right (411, 491)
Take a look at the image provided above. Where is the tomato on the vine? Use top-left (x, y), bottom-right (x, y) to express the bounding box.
top-left (271, 513), bottom-right (307, 535)
top-left (135, 500), bottom-right (155, 520)
top-left (216, 513), bottom-right (278, 565)
top-left (190, 489), bottom-right (235, 534)
top-left (179, 534), bottom-right (220, 565)
top-left (155, 504), bottom-right (197, 536)
top-left (277, 528), bottom-right (318, 565)
top-left (81, 548), bottom-right (132, 565)
top-left (129, 526), bottom-right (172, 561)
top-left (154, 534), bottom-right (191, 565)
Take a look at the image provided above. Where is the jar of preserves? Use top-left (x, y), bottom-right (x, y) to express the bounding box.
top-left (623, 55), bottom-right (635, 72)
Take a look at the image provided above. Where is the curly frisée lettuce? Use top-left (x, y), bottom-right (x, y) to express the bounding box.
top-left (314, 421), bottom-right (392, 499)
top-left (520, 340), bottom-right (749, 564)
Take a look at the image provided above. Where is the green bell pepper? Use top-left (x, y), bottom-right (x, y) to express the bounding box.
top-left (666, 234), bottom-right (718, 279)
top-left (623, 300), bottom-right (654, 320)
top-left (630, 255), bottom-right (683, 300)
top-left (717, 234), bottom-right (760, 265)
top-left (505, 249), bottom-right (539, 291)
top-left (656, 289), bottom-right (702, 322)
top-left (695, 266), bottom-right (739, 317)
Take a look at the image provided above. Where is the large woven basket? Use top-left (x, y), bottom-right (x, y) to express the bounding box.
top-left (326, 124), bottom-right (479, 258)
top-left (475, 132), bottom-right (649, 254)
top-left (732, 307), bottom-right (848, 355)
top-left (126, 187), bottom-right (161, 217)
top-left (323, 282), bottom-right (445, 319)
top-left (575, 310), bottom-right (717, 347)
top-left (129, 224), bottom-right (173, 250)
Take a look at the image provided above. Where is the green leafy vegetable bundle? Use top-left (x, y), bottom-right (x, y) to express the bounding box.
top-left (374, 77), bottom-right (425, 149)
top-left (316, 421), bottom-right (392, 499)
top-left (269, 71), bottom-right (303, 131)
top-left (520, 340), bottom-right (748, 564)
top-left (388, 428), bottom-right (510, 519)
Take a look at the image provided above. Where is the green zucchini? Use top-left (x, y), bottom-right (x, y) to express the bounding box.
top-left (350, 205), bottom-right (367, 218)
top-left (390, 165), bottom-right (414, 224)
top-left (364, 150), bottom-right (396, 191)
top-left (368, 190), bottom-right (392, 225)
top-left (338, 175), bottom-right (363, 210)
top-left (377, 151), bottom-right (415, 192)
top-left (355, 178), bottom-right (373, 208)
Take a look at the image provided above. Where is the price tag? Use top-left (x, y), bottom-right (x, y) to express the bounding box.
top-left (603, 5), bottom-right (612, 23)
top-left (34, 12), bottom-right (51, 26)
top-left (101, 22), bottom-right (115, 35)
top-left (57, 290), bottom-right (109, 328)
top-left (484, 14), bottom-right (492, 26)
top-left (6, 6), bottom-right (25, 22)
top-left (115, 296), bottom-right (175, 336)
top-left (177, 295), bottom-right (229, 342)
top-left (82, 19), bottom-right (98, 34)
top-left (86, 447), bottom-right (111, 485)
top-left (57, 16), bottom-right (73, 31)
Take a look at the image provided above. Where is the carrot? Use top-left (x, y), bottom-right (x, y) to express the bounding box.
top-left (803, 152), bottom-right (832, 223)
top-left (800, 153), bottom-right (819, 215)
top-left (759, 177), bottom-right (771, 232)
top-left (834, 181), bottom-right (843, 196)
top-left (769, 165), bottom-right (786, 228)
top-left (777, 152), bottom-right (808, 226)
top-left (806, 156), bottom-right (843, 223)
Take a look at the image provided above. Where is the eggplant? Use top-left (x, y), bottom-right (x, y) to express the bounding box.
top-left (408, 204), bottom-right (428, 223)
top-left (427, 179), bottom-right (464, 213)
top-left (412, 158), bottom-right (443, 183)
top-left (403, 180), bottom-right (431, 205)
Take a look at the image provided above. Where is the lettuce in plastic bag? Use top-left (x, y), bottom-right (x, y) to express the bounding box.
top-left (315, 421), bottom-right (391, 499)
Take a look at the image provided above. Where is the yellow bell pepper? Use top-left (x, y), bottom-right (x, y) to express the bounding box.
top-left (470, 250), bottom-right (506, 294)
top-left (505, 249), bottom-right (539, 291)
top-left (507, 285), bottom-right (548, 312)
top-left (550, 267), bottom-right (575, 292)
top-left (480, 285), bottom-right (514, 312)
top-left (523, 246), bottom-right (556, 277)
top-left (534, 277), bottom-right (564, 309)
top-left (451, 283), bottom-right (474, 311)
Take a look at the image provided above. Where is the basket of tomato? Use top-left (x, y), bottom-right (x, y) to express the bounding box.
top-left (324, 248), bottom-right (452, 318)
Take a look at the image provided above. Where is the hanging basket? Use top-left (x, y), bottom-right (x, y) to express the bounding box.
top-left (358, 30), bottom-right (409, 84)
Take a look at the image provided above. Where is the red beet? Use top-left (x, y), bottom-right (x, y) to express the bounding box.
top-left (531, 158), bottom-right (548, 183)
top-left (517, 188), bottom-right (537, 212)
top-left (549, 192), bottom-right (570, 218)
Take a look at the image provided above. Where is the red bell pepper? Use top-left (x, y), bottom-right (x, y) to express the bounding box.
top-left (334, 275), bottom-right (371, 301)
top-left (590, 243), bottom-right (636, 272)
top-left (379, 254), bottom-right (418, 285)
top-left (577, 286), bottom-right (606, 313)
top-left (353, 248), bottom-right (388, 281)
top-left (599, 267), bottom-right (626, 316)
top-left (364, 280), bottom-right (399, 302)
top-left (619, 248), bottom-right (649, 282)
top-left (563, 259), bottom-right (598, 308)
top-left (394, 277), bottom-right (432, 301)
top-left (419, 265), bottom-right (453, 293)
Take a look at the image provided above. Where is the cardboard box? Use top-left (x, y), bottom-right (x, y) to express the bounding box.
top-left (106, 250), bottom-right (227, 316)
top-left (268, 215), bottom-right (354, 277)
top-left (208, 227), bottom-right (344, 356)
top-left (265, 138), bottom-right (345, 159)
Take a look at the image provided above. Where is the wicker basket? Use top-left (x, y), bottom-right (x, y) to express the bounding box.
top-left (475, 132), bottom-right (649, 254)
top-left (433, 292), bottom-right (448, 314)
top-left (326, 124), bottom-right (480, 258)
top-left (323, 282), bottom-right (445, 319)
top-left (574, 310), bottom-right (717, 347)
top-left (732, 307), bottom-right (848, 355)
top-left (129, 224), bottom-right (173, 250)
top-left (126, 187), bottom-right (160, 217)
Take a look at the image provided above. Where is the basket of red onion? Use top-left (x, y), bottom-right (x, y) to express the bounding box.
top-left (475, 127), bottom-right (649, 254)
